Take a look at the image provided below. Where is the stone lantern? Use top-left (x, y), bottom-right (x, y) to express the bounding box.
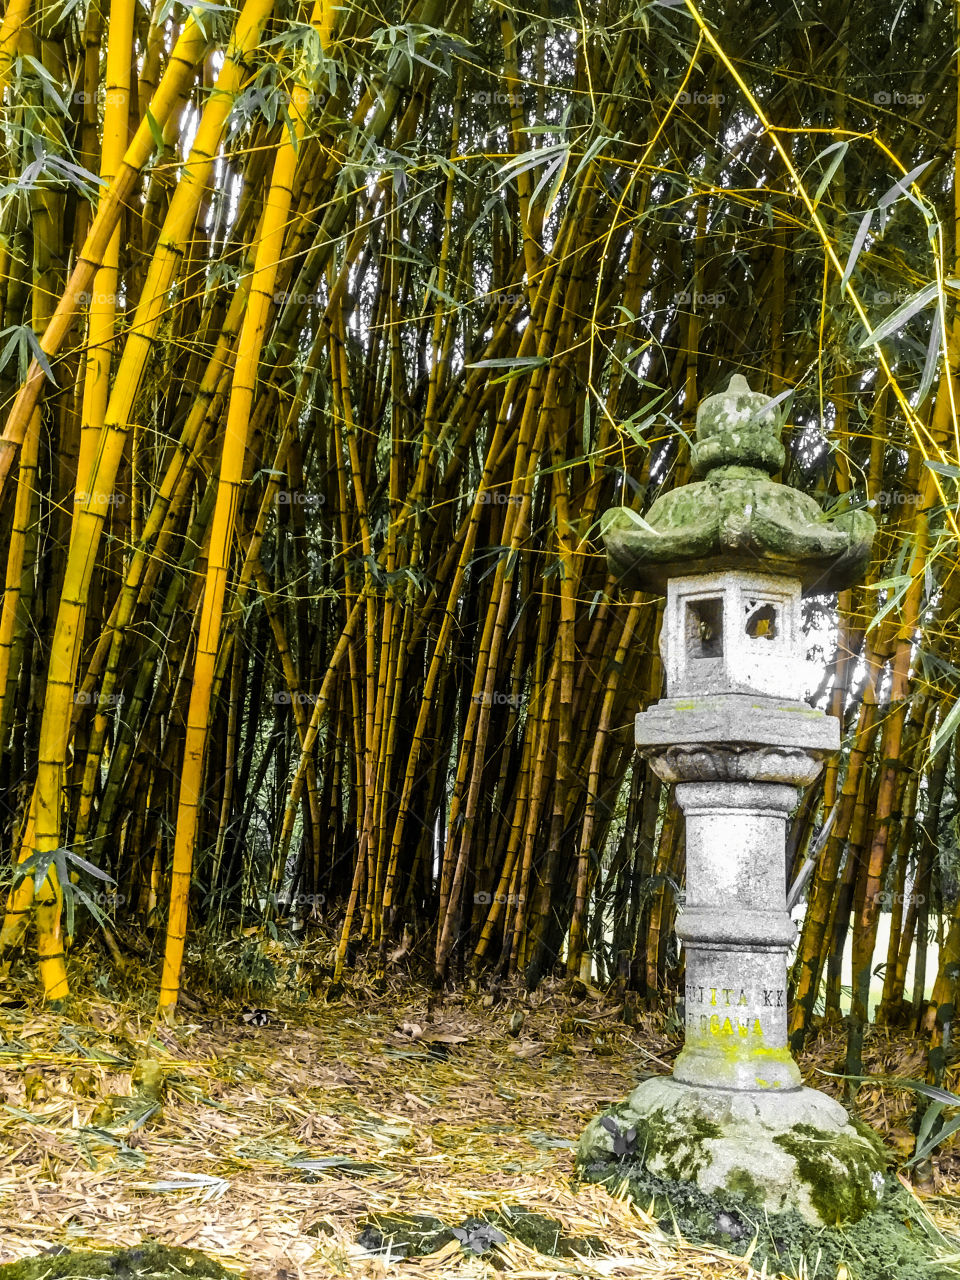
top-left (577, 375), bottom-right (887, 1226)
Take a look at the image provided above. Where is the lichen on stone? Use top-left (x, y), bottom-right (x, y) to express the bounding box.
top-left (601, 373), bottom-right (875, 594)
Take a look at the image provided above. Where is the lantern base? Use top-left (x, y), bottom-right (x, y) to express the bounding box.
top-left (577, 1075), bottom-right (889, 1226)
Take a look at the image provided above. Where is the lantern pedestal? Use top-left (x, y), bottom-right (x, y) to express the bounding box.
top-left (576, 695), bottom-right (888, 1224)
top-left (637, 698), bottom-right (835, 1094)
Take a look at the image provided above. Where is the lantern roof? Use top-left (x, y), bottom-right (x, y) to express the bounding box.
top-left (601, 374), bottom-right (875, 595)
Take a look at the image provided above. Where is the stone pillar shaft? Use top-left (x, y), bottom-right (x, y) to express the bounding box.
top-left (636, 728), bottom-right (832, 1093)
top-left (671, 780), bottom-right (801, 1091)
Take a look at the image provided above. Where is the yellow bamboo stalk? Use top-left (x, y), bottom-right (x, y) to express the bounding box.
top-left (0, 5), bottom-right (213, 497)
top-left (0, 0), bottom-right (32, 94)
top-left (0, 410), bottom-right (40, 951)
top-left (157, 1), bottom-right (328, 1011)
top-left (8, 0), bottom-right (275, 1000)
top-left (566, 596), bottom-right (642, 974)
top-left (76, 0), bottom-right (135, 491)
top-left (0, 409), bottom-right (39, 737)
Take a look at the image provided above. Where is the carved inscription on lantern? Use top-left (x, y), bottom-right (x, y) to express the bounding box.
top-left (684, 984), bottom-right (787, 1040)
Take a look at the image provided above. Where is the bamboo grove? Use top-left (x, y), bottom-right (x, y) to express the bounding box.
top-left (0, 0), bottom-right (958, 1072)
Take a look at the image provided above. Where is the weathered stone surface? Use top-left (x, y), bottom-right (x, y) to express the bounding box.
top-left (659, 570), bottom-right (807, 698)
top-left (577, 1077), bottom-right (888, 1225)
top-left (669, 778), bottom-right (803, 1090)
top-left (600, 375), bottom-right (875, 595)
top-left (0, 1245), bottom-right (235, 1280)
top-left (691, 373), bottom-right (786, 475)
top-left (634, 699), bottom-right (838, 763)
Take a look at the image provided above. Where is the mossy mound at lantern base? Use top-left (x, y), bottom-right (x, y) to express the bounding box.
top-left (576, 1164), bottom-right (958, 1280)
top-left (0, 1245), bottom-right (236, 1280)
top-left (577, 1076), bottom-right (889, 1226)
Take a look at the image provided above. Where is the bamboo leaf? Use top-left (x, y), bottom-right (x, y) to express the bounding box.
top-left (145, 109), bottom-right (165, 151)
top-left (859, 281), bottom-right (940, 347)
top-left (64, 849), bottom-right (116, 882)
top-left (924, 459), bottom-right (960, 478)
top-left (878, 159), bottom-right (932, 209)
top-left (916, 306), bottom-right (942, 405)
top-left (911, 1109), bottom-right (960, 1165)
top-left (812, 140), bottom-right (848, 208)
top-left (25, 330), bottom-right (57, 386)
top-left (931, 696), bottom-right (960, 759)
top-left (840, 208), bottom-right (874, 288)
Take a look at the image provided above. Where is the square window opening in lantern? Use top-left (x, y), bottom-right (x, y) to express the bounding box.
top-left (685, 597), bottom-right (724, 659)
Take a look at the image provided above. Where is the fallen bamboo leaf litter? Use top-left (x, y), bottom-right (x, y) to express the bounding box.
top-left (0, 964), bottom-right (957, 1279)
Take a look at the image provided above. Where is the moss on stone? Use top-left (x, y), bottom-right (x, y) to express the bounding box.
top-left (639, 1107), bottom-right (720, 1181)
top-left (0, 1245), bottom-right (235, 1280)
top-left (849, 1114), bottom-right (892, 1163)
top-left (722, 1166), bottom-right (764, 1202)
top-left (581, 1101), bottom-right (721, 1182)
top-left (578, 1163), bottom-right (959, 1280)
top-left (773, 1122), bottom-right (886, 1225)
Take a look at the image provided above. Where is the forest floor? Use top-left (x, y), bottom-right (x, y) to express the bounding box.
top-left (1, 935), bottom-right (960, 1279)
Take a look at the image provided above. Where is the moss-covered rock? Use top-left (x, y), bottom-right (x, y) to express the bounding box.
top-left (577, 1076), bottom-right (889, 1225)
top-left (356, 1213), bottom-right (455, 1257)
top-left (485, 1206), bottom-right (603, 1257)
top-left (0, 1245), bottom-right (236, 1280)
top-left (579, 1095), bottom-right (720, 1183)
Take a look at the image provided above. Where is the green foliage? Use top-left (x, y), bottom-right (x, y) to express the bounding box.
top-left (0, 1244), bottom-right (235, 1280)
top-left (580, 1166), bottom-right (958, 1280)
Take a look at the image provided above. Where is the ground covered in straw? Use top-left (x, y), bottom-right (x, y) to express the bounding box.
top-left (1, 938), bottom-right (959, 1279)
